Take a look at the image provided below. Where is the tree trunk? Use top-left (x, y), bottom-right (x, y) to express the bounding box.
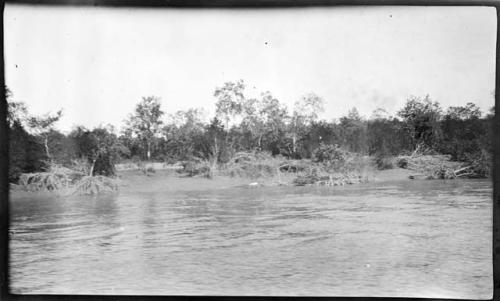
top-left (225, 118), bottom-right (230, 143)
top-left (44, 135), bottom-right (51, 161)
top-left (89, 158), bottom-right (96, 176)
top-left (258, 134), bottom-right (262, 151)
top-left (292, 133), bottom-right (297, 154)
top-left (209, 136), bottom-right (219, 179)
top-left (147, 140), bottom-right (151, 161)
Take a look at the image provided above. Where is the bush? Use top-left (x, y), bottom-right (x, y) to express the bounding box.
top-left (18, 164), bottom-right (85, 192)
top-left (181, 158), bottom-right (212, 178)
top-left (374, 155), bottom-right (395, 170)
top-left (465, 149), bottom-right (491, 177)
top-left (312, 144), bottom-right (370, 173)
top-left (397, 157), bottom-right (408, 169)
top-left (93, 152), bottom-right (116, 176)
top-left (70, 175), bottom-right (118, 195)
top-left (313, 144), bottom-right (347, 164)
top-left (222, 151), bottom-right (281, 179)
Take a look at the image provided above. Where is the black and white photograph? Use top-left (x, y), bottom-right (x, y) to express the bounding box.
top-left (4, 3), bottom-right (496, 298)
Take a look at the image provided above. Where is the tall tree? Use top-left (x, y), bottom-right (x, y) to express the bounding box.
top-left (26, 110), bottom-right (63, 161)
top-left (259, 91), bottom-right (289, 151)
top-left (289, 93), bottom-right (325, 155)
top-left (338, 108), bottom-right (368, 154)
top-left (397, 95), bottom-right (442, 150)
top-left (440, 103), bottom-right (486, 161)
top-left (6, 96), bottom-right (28, 128)
top-left (163, 108), bottom-right (207, 160)
top-left (241, 96), bottom-right (265, 150)
top-left (214, 80), bottom-right (246, 132)
top-left (125, 96), bottom-right (164, 160)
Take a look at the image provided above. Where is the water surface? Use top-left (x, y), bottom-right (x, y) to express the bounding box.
top-left (9, 179), bottom-right (492, 298)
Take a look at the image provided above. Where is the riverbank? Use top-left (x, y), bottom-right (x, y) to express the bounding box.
top-left (9, 168), bottom-right (413, 197)
top-left (116, 168), bottom-right (417, 193)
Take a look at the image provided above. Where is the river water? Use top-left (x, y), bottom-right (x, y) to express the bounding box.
top-left (9, 179), bottom-right (492, 298)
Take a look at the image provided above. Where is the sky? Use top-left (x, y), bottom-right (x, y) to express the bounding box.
top-left (4, 5), bottom-right (497, 132)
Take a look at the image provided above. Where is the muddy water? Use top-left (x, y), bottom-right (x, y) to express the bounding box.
top-left (9, 179), bottom-right (492, 298)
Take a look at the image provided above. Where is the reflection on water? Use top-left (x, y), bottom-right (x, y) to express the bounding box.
top-left (9, 179), bottom-right (492, 298)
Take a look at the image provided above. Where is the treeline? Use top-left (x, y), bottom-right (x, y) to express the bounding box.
top-left (6, 81), bottom-right (494, 182)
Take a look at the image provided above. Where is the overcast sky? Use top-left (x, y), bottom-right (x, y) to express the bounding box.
top-left (5, 5), bottom-right (497, 132)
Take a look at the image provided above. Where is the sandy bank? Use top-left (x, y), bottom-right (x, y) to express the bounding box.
top-left (116, 170), bottom-right (287, 193)
top-left (10, 168), bottom-right (420, 198)
top-left (116, 168), bottom-right (417, 193)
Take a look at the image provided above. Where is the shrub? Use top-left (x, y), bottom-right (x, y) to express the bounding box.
top-left (397, 157), bottom-right (408, 169)
top-left (465, 149), bottom-right (491, 177)
top-left (223, 151), bottom-right (281, 179)
top-left (313, 144), bottom-right (348, 167)
top-left (70, 175), bottom-right (118, 195)
top-left (181, 158), bottom-right (212, 178)
top-left (374, 154), bottom-right (395, 170)
top-left (312, 144), bottom-right (367, 173)
top-left (19, 172), bottom-right (71, 192)
top-left (18, 163), bottom-right (117, 195)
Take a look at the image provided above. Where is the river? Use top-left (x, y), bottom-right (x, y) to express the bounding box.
top-left (9, 179), bottom-right (492, 298)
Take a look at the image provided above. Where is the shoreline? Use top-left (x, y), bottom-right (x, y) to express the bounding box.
top-left (10, 167), bottom-right (487, 199)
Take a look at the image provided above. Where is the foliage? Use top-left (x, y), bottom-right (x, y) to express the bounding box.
top-left (9, 121), bottom-right (47, 182)
top-left (397, 95), bottom-right (442, 149)
top-left (124, 96), bottom-right (164, 160)
top-left (162, 108), bottom-right (206, 160)
top-left (338, 108), bottom-right (368, 153)
top-left (289, 93), bottom-right (325, 155)
top-left (18, 164), bottom-right (84, 192)
top-left (312, 144), bottom-right (351, 170)
top-left (6, 83), bottom-right (494, 185)
top-left (18, 162), bottom-right (117, 195)
top-left (374, 155), bottom-right (395, 170)
top-left (214, 80), bottom-right (246, 130)
top-left (69, 126), bottom-right (127, 176)
top-left (223, 151), bottom-right (281, 179)
top-left (180, 158), bottom-right (212, 178)
top-left (26, 109), bottom-right (63, 160)
top-left (396, 154), bottom-right (467, 179)
top-left (446, 102), bottom-right (482, 120)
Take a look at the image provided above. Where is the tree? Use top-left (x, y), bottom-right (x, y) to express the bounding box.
top-left (9, 120), bottom-right (46, 182)
top-left (259, 92), bottom-right (289, 153)
top-left (125, 96), bottom-right (164, 160)
top-left (397, 95), bottom-right (442, 150)
top-left (26, 110), bottom-right (63, 161)
top-left (289, 93), bottom-right (325, 156)
top-left (370, 108), bottom-right (390, 120)
top-left (198, 117), bottom-right (226, 177)
top-left (338, 108), bottom-right (368, 154)
top-left (6, 87), bottom-right (31, 130)
top-left (445, 102), bottom-right (482, 120)
top-left (163, 108), bottom-right (207, 160)
top-left (240, 97), bottom-right (264, 150)
top-left (214, 80), bottom-right (246, 132)
top-left (439, 103), bottom-right (486, 161)
top-left (70, 125), bottom-right (128, 176)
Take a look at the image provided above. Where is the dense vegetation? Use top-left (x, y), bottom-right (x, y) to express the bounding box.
top-left (7, 80), bottom-right (494, 187)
